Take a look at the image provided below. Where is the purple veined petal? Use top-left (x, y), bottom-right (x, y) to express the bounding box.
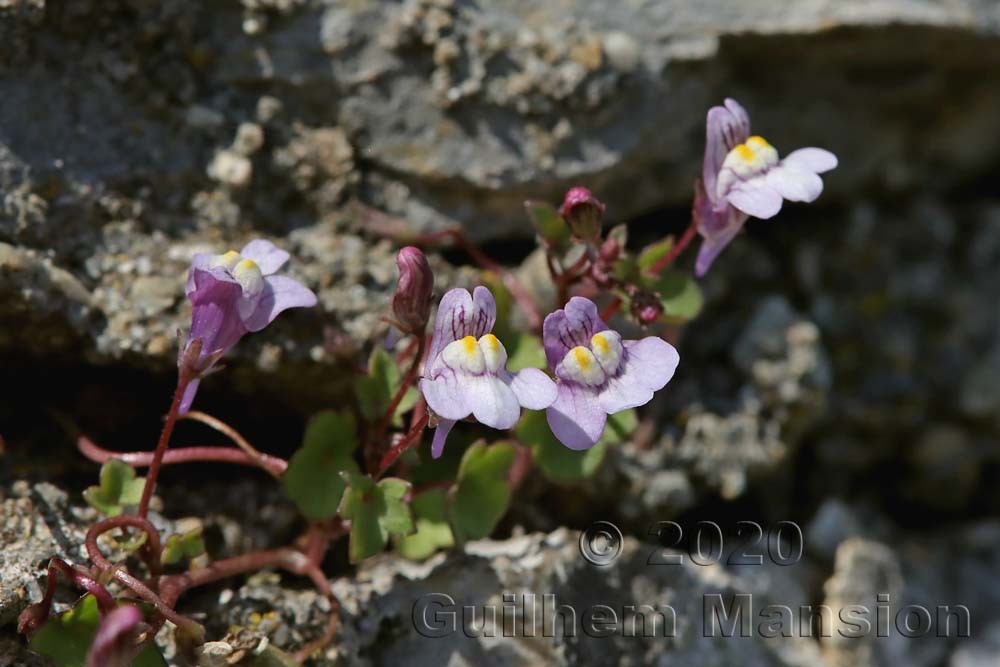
top-left (419, 373), bottom-right (471, 421)
top-left (425, 286), bottom-right (497, 368)
top-left (703, 99), bottom-right (752, 202)
top-left (541, 296), bottom-right (608, 370)
top-left (466, 373), bottom-right (522, 430)
top-left (239, 239), bottom-right (290, 275)
top-left (188, 269), bottom-right (247, 357)
top-left (726, 178), bottom-right (783, 219)
top-left (241, 275), bottom-right (317, 332)
top-left (178, 377), bottom-right (202, 414)
top-left (695, 211), bottom-right (746, 277)
top-left (766, 164), bottom-right (824, 203)
top-left (431, 418), bottom-right (456, 459)
top-left (504, 367), bottom-right (558, 410)
top-left (546, 383), bottom-right (607, 450)
top-left (185, 253), bottom-right (217, 296)
top-left (782, 147), bottom-right (838, 174)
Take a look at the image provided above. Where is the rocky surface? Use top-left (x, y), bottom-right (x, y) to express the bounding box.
top-left (2, 484), bottom-right (998, 666)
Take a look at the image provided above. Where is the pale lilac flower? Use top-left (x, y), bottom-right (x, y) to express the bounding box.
top-left (543, 297), bottom-right (679, 450)
top-left (419, 286), bottom-right (557, 458)
top-left (86, 605), bottom-right (142, 667)
top-left (695, 98), bottom-right (838, 276)
top-left (179, 239), bottom-right (317, 412)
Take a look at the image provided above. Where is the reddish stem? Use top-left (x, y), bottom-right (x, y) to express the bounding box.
top-left (647, 219), bottom-right (699, 275)
top-left (376, 411), bottom-right (429, 479)
top-left (85, 515), bottom-right (163, 579)
top-left (179, 410), bottom-right (283, 479)
top-left (138, 374), bottom-right (191, 519)
top-left (18, 558), bottom-right (117, 635)
top-left (600, 298), bottom-right (622, 321)
top-left (78, 436), bottom-right (288, 476)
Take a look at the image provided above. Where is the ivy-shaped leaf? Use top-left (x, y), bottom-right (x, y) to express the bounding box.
top-left (524, 200), bottom-right (570, 247)
top-left (602, 408), bottom-right (638, 445)
top-left (646, 269), bottom-right (704, 322)
top-left (339, 472), bottom-right (414, 562)
top-left (354, 348), bottom-right (419, 426)
top-left (448, 441), bottom-right (517, 543)
top-left (505, 333), bottom-right (546, 373)
top-left (637, 237), bottom-right (674, 273)
top-left (395, 488), bottom-right (454, 560)
top-left (282, 411), bottom-right (360, 521)
top-left (83, 460), bottom-right (145, 517)
top-left (28, 595), bottom-right (166, 667)
top-left (161, 527), bottom-right (206, 566)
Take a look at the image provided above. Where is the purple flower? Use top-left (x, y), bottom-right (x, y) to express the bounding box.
top-left (180, 239), bottom-right (317, 413)
top-left (695, 98), bottom-right (838, 276)
top-left (543, 297), bottom-right (679, 450)
top-left (419, 286), bottom-right (557, 458)
top-left (86, 605), bottom-right (143, 667)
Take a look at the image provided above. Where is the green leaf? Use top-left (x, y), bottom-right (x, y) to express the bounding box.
top-left (516, 411), bottom-right (606, 483)
top-left (448, 441), bottom-right (517, 542)
top-left (506, 333), bottom-right (546, 373)
top-left (282, 411), bottom-right (360, 521)
top-left (83, 460), bottom-right (145, 517)
top-left (29, 595), bottom-right (166, 667)
top-left (524, 200), bottom-right (569, 246)
top-left (638, 237), bottom-right (674, 273)
top-left (607, 223), bottom-right (628, 248)
top-left (647, 269), bottom-right (704, 321)
top-left (395, 488), bottom-right (455, 560)
top-left (602, 409), bottom-right (638, 445)
top-left (161, 527), bottom-right (206, 566)
top-left (339, 472), bottom-right (414, 562)
top-left (354, 348), bottom-right (419, 426)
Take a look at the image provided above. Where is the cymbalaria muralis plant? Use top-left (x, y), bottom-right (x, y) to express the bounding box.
top-left (17, 98), bottom-right (836, 665)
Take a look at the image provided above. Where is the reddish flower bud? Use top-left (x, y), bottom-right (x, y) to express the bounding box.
top-left (87, 605), bottom-right (143, 667)
top-left (559, 187), bottom-right (605, 243)
top-left (390, 246), bottom-right (434, 335)
top-left (628, 287), bottom-right (663, 325)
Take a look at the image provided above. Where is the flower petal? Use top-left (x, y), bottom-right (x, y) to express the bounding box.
top-left (188, 269), bottom-right (247, 357)
top-left (546, 383), bottom-right (607, 450)
top-left (178, 377), bottom-right (201, 415)
top-left (239, 239), bottom-right (290, 275)
top-left (426, 286), bottom-right (497, 368)
top-left (703, 98), bottom-right (751, 202)
top-left (467, 373), bottom-right (521, 430)
top-left (431, 419), bottom-right (456, 459)
top-left (726, 178), bottom-right (783, 219)
top-left (242, 275), bottom-right (317, 332)
top-left (695, 213), bottom-right (745, 278)
top-left (782, 147), bottom-right (837, 174)
top-left (505, 367), bottom-right (557, 410)
top-left (542, 296), bottom-right (608, 370)
top-left (766, 164), bottom-right (824, 203)
top-left (598, 337), bottom-right (680, 414)
top-left (420, 372), bottom-right (471, 421)
top-left (185, 253), bottom-right (216, 296)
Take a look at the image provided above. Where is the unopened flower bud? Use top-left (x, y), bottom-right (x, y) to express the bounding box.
top-left (559, 187), bottom-right (605, 243)
top-left (628, 287), bottom-right (663, 325)
top-left (390, 246), bottom-right (434, 335)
